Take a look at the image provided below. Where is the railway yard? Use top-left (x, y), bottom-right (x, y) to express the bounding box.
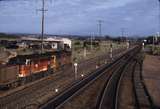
top-left (0, 43), bottom-right (126, 109)
top-left (41, 46), bottom-right (159, 109)
top-left (0, 41), bottom-right (159, 109)
top-left (0, 0), bottom-right (160, 109)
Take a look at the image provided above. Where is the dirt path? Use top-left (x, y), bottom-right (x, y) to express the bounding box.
top-left (143, 55), bottom-right (160, 108)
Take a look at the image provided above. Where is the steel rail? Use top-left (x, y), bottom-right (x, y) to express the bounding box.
top-left (132, 58), bottom-right (156, 109)
top-left (95, 55), bottom-right (128, 109)
top-left (55, 53), bottom-right (127, 109)
top-left (115, 60), bottom-right (137, 109)
top-left (39, 46), bottom-right (140, 109)
top-left (96, 46), bottom-right (141, 109)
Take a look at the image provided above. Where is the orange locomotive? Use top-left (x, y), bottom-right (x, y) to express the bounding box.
top-left (0, 51), bottom-right (71, 89)
top-left (18, 55), bottom-right (56, 77)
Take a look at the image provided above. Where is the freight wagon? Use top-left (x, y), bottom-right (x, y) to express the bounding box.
top-left (0, 50), bottom-right (71, 90)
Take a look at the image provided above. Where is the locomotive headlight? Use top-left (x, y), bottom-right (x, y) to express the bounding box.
top-left (35, 64), bottom-right (38, 68)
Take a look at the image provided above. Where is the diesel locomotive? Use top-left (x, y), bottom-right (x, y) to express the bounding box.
top-left (0, 50), bottom-right (71, 89)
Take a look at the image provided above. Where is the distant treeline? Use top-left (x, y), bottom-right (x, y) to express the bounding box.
top-left (145, 36), bottom-right (160, 44)
top-left (76, 35), bottom-right (129, 42)
top-left (0, 33), bottom-right (20, 39)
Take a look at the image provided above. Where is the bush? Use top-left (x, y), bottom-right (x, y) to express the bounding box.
top-left (74, 41), bottom-right (81, 45)
top-left (153, 46), bottom-right (160, 55)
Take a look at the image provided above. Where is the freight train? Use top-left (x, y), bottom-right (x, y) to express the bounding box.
top-left (0, 50), bottom-right (71, 90)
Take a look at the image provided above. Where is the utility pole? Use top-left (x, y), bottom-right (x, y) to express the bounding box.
top-left (90, 34), bottom-right (93, 51)
top-left (121, 28), bottom-right (125, 42)
top-left (152, 36), bottom-right (155, 52)
top-left (97, 20), bottom-right (104, 51)
top-left (37, 0), bottom-right (48, 53)
top-left (74, 62), bottom-right (78, 80)
top-left (97, 20), bottom-right (104, 66)
top-left (98, 20), bottom-right (103, 37)
top-left (158, 0), bottom-right (160, 34)
top-left (84, 47), bottom-right (87, 58)
top-left (110, 43), bottom-right (113, 60)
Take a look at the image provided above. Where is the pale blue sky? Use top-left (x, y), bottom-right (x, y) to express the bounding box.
top-left (0, 0), bottom-right (159, 36)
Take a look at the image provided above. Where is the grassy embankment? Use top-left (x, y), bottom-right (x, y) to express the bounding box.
top-left (145, 45), bottom-right (160, 55)
top-left (72, 39), bottom-right (126, 63)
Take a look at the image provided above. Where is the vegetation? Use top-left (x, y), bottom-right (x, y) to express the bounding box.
top-left (72, 39), bottom-right (126, 63)
top-left (0, 33), bottom-right (20, 39)
top-left (152, 46), bottom-right (160, 55)
top-left (74, 41), bottom-right (81, 46)
top-left (145, 45), bottom-right (160, 55)
top-left (145, 36), bottom-right (160, 44)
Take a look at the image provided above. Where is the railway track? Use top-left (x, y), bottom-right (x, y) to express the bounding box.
top-left (97, 51), bottom-right (155, 109)
top-left (0, 48), bottom-right (126, 109)
top-left (39, 46), bottom-right (140, 109)
top-left (132, 56), bottom-right (155, 109)
top-left (57, 48), bottom-right (134, 109)
top-left (96, 49), bottom-right (138, 109)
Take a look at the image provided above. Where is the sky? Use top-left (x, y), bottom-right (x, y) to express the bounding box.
top-left (0, 0), bottom-right (159, 36)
